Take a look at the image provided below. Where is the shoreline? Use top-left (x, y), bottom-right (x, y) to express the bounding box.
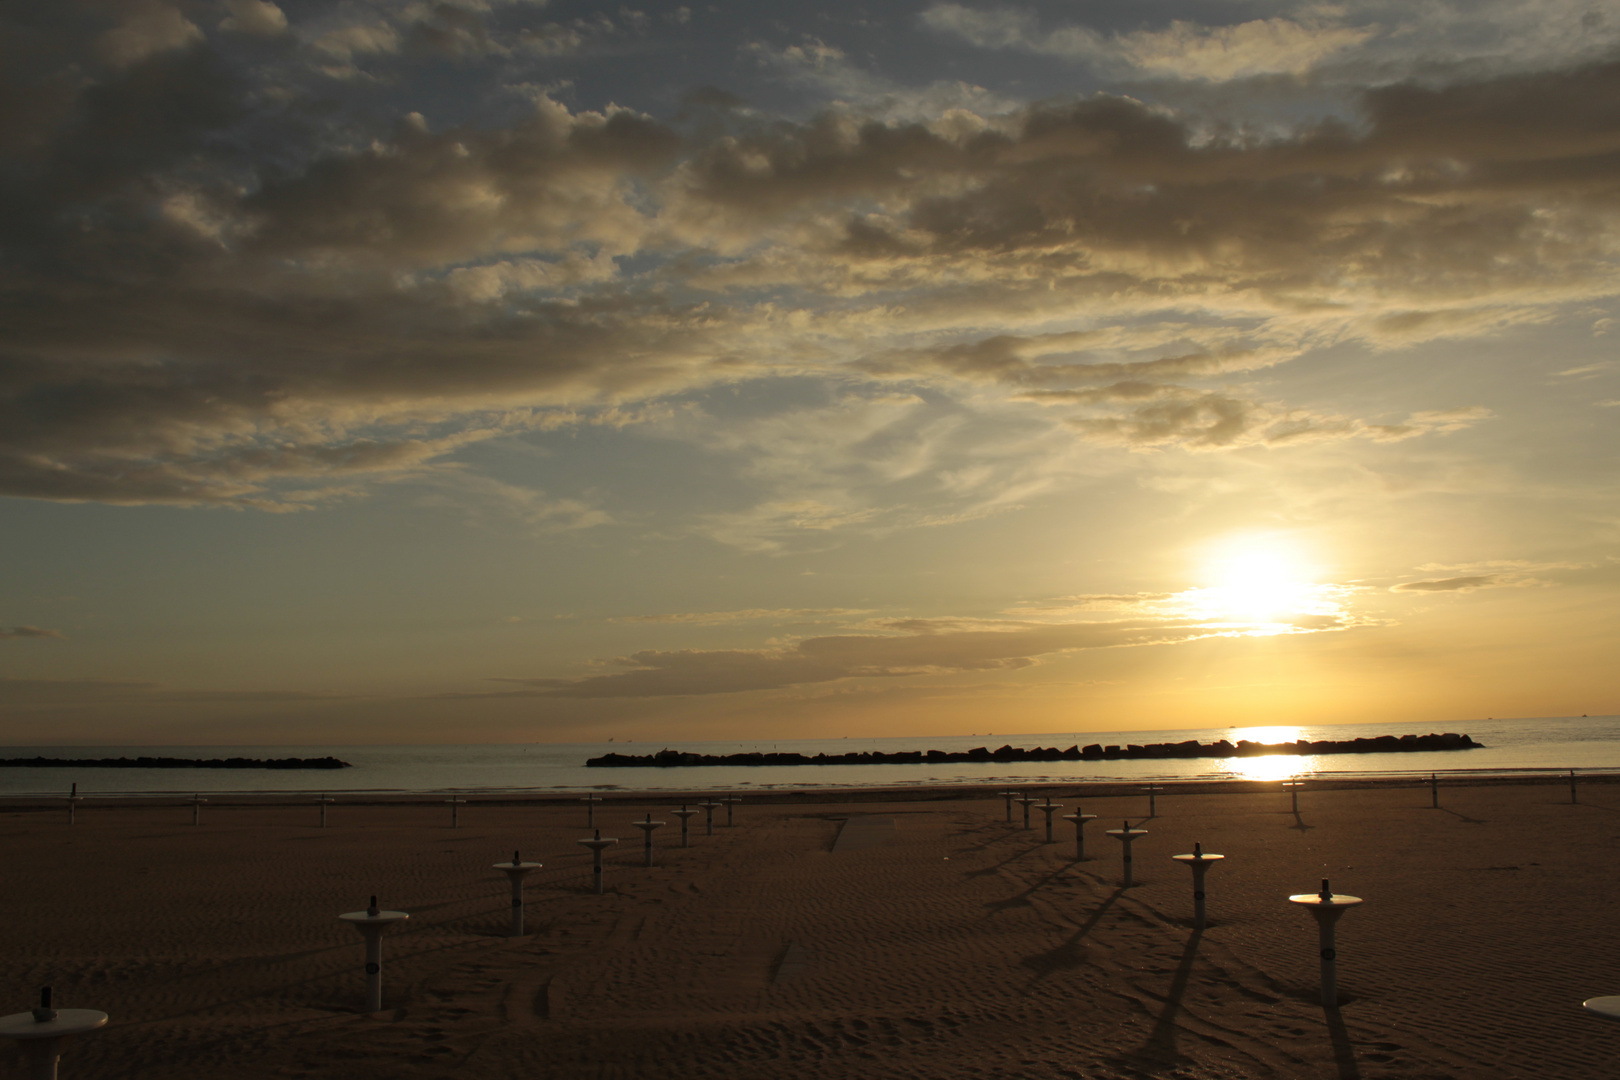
top-left (5, 769), bottom-right (1616, 810)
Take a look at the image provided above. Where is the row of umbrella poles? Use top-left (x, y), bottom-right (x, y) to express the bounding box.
top-left (55, 789), bottom-right (754, 830)
top-left (995, 788), bottom-right (1361, 1009)
top-left (8, 791), bottom-right (750, 1078)
top-left (2, 793), bottom-right (718, 1077)
top-left (990, 783), bottom-right (1618, 1024)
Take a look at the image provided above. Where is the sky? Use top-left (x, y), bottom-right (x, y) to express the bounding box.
top-left (2, 0), bottom-right (1617, 746)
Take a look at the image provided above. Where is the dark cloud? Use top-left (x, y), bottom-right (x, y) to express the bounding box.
top-left (1391, 575), bottom-right (1500, 592)
top-left (0, 676), bottom-right (334, 702)
top-left (465, 618), bottom-right (1223, 697)
top-left (0, 677), bottom-right (155, 701)
top-left (0, 626), bottom-right (64, 640)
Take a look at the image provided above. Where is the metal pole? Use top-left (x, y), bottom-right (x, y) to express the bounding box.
top-left (27, 1037), bottom-right (63, 1080)
top-left (364, 896), bottom-right (385, 1012)
top-left (365, 930), bottom-right (383, 1012)
top-left (1318, 910), bottom-right (1340, 1007)
top-left (1430, 772), bottom-right (1439, 808)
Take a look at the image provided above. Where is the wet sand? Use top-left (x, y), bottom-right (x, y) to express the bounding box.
top-left (2, 779), bottom-right (1618, 1079)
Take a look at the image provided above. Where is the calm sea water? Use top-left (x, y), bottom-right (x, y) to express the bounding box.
top-left (3, 716), bottom-right (1618, 797)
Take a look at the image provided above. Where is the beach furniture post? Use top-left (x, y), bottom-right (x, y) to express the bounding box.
top-left (1142, 784), bottom-right (1165, 817)
top-left (1036, 796), bottom-right (1064, 843)
top-left (67, 784), bottom-right (79, 826)
top-left (720, 794), bottom-right (742, 827)
top-left (0, 987), bottom-right (108, 1080)
top-left (1105, 821), bottom-right (1147, 886)
top-left (997, 790), bottom-right (1019, 823)
top-left (581, 793), bottom-right (601, 827)
top-left (1582, 995), bottom-right (1620, 1021)
top-left (1571, 769), bottom-right (1578, 805)
top-left (316, 793), bottom-right (334, 828)
top-left (1015, 794), bottom-right (1038, 831)
top-left (338, 896), bottom-right (409, 1013)
top-left (671, 804), bottom-right (697, 847)
top-left (446, 795), bottom-right (466, 828)
top-left (577, 830), bottom-right (619, 894)
top-left (1430, 772), bottom-right (1439, 808)
top-left (1061, 807), bottom-right (1098, 861)
top-left (698, 800), bottom-right (722, 837)
top-left (1172, 843), bottom-right (1225, 930)
top-left (494, 851), bottom-right (541, 936)
top-left (189, 793), bottom-right (207, 826)
top-left (1283, 780), bottom-right (1302, 814)
top-left (1288, 879), bottom-right (1362, 1008)
top-left (630, 813), bottom-right (665, 867)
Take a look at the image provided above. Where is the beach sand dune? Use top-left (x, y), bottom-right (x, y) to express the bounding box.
top-left (3, 783), bottom-right (1617, 1078)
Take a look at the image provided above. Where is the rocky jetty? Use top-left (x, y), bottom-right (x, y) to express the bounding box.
top-left (0, 756), bottom-right (352, 770)
top-left (587, 733), bottom-right (1479, 768)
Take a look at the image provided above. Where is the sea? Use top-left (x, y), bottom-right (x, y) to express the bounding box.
top-left (2, 715), bottom-right (1618, 798)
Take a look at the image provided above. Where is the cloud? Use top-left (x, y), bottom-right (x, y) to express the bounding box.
top-left (412, 472), bottom-right (612, 532)
top-left (3, 10), bottom-right (1620, 521)
top-left (921, 5), bottom-right (1373, 82)
top-left (611, 608), bottom-right (873, 625)
top-left (94, 1), bottom-right (204, 69)
top-left (1391, 558), bottom-right (1584, 592)
top-left (462, 614), bottom-right (1343, 697)
top-left (744, 37), bottom-right (1018, 121)
top-left (0, 677), bottom-right (334, 703)
top-left (921, 2), bottom-right (1620, 86)
top-left (0, 678), bottom-right (155, 702)
top-left (1391, 575), bottom-right (1502, 592)
top-left (220, 0), bottom-right (288, 37)
top-left (0, 626), bottom-right (64, 640)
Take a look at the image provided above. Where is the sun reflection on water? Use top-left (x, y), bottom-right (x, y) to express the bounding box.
top-left (1223, 753), bottom-right (1316, 782)
top-left (1221, 726), bottom-right (1316, 781)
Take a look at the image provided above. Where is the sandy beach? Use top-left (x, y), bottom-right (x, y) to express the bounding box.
top-left (3, 779), bottom-right (1618, 1079)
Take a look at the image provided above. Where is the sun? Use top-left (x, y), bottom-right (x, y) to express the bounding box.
top-left (1179, 535), bottom-right (1343, 632)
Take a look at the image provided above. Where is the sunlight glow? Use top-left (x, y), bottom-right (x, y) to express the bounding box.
top-left (1175, 535), bottom-right (1348, 636)
top-left (1229, 726), bottom-right (1303, 744)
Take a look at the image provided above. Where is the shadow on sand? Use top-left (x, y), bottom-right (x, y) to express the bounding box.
top-left (1018, 885), bottom-right (1124, 989)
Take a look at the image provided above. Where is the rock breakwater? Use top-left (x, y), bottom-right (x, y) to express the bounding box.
top-left (587, 732), bottom-right (1480, 767)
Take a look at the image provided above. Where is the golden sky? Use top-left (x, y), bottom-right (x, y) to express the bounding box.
top-left (2, 0), bottom-right (1616, 743)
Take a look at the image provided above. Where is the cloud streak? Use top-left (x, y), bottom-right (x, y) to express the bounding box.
top-left (465, 611), bottom-right (1354, 697)
top-left (0, 626), bottom-right (64, 640)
